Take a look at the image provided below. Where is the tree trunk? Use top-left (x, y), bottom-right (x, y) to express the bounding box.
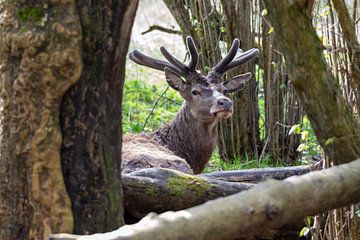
top-left (332, 0), bottom-right (360, 112)
top-left (60, 0), bottom-right (138, 234)
top-left (50, 158), bottom-right (360, 240)
top-left (0, 1), bottom-right (82, 239)
top-left (200, 165), bottom-right (313, 182)
top-left (122, 168), bottom-right (253, 219)
top-left (261, 8), bottom-right (303, 163)
top-left (218, 0), bottom-right (260, 161)
top-left (263, 0), bottom-right (360, 165)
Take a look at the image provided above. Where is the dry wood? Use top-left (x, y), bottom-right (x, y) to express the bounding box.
top-left (200, 165), bottom-right (313, 183)
top-left (50, 158), bottom-right (360, 240)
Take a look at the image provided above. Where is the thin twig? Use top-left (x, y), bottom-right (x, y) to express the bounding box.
top-left (142, 86), bottom-right (170, 131)
top-left (142, 25), bottom-right (182, 35)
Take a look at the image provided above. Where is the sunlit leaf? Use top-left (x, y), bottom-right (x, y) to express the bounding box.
top-left (297, 144), bottom-right (309, 152)
top-left (299, 227), bottom-right (310, 237)
top-left (220, 26), bottom-right (226, 33)
top-left (325, 137), bottom-right (336, 146)
top-left (267, 27), bottom-right (274, 34)
top-left (289, 124), bottom-right (301, 135)
top-left (261, 9), bottom-right (268, 16)
top-left (356, 209), bottom-right (360, 217)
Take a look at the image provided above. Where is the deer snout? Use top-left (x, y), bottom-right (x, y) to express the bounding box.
top-left (217, 97), bottom-right (233, 111)
top-left (210, 96), bottom-right (233, 116)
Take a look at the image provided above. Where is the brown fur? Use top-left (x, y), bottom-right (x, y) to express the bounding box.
top-left (122, 133), bottom-right (193, 174)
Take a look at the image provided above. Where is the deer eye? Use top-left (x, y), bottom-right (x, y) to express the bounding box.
top-left (191, 90), bottom-right (201, 96)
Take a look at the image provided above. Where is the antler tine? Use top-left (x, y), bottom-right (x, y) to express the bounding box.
top-left (220, 48), bottom-right (259, 73)
top-left (186, 36), bottom-right (199, 71)
top-left (129, 50), bottom-right (184, 76)
top-left (212, 38), bottom-right (240, 73)
top-left (160, 46), bottom-right (189, 74)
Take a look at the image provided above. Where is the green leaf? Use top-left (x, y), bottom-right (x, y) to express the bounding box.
top-left (297, 143), bottom-right (309, 152)
top-left (356, 209), bottom-right (360, 217)
top-left (289, 124), bottom-right (301, 135)
top-left (301, 130), bottom-right (309, 141)
top-left (299, 227), bottom-right (310, 237)
top-left (267, 27), bottom-right (274, 34)
top-left (280, 83), bottom-right (286, 89)
top-left (325, 137), bottom-right (336, 146)
top-left (261, 9), bottom-right (268, 16)
top-left (220, 26), bottom-right (226, 33)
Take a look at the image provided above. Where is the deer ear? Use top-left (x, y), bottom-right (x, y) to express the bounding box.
top-left (164, 67), bottom-right (186, 92)
top-left (222, 73), bottom-right (252, 94)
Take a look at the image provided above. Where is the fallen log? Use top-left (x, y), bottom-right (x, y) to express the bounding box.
top-left (122, 168), bottom-right (254, 218)
top-left (49, 158), bottom-right (360, 240)
top-left (200, 165), bottom-right (313, 183)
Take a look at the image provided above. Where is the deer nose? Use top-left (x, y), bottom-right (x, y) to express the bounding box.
top-left (217, 97), bottom-right (233, 110)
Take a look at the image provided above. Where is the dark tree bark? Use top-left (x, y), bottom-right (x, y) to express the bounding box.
top-left (60, 0), bottom-right (138, 234)
top-left (0, 1), bottom-right (82, 239)
top-left (50, 158), bottom-right (360, 240)
top-left (263, 0), bottom-right (360, 165)
top-left (218, 0), bottom-right (261, 161)
top-left (333, 0), bottom-right (360, 112)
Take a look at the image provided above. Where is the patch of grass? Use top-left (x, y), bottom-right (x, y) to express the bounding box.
top-left (122, 79), bottom-right (182, 134)
top-left (204, 149), bottom-right (289, 173)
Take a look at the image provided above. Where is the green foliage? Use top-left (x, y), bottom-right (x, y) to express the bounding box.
top-left (122, 79), bottom-right (182, 134)
top-left (356, 209), bottom-right (360, 218)
top-left (204, 149), bottom-right (287, 173)
top-left (289, 116), bottom-right (322, 163)
top-left (17, 6), bottom-right (44, 23)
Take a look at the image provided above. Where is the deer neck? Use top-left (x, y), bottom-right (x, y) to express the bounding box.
top-left (154, 103), bottom-right (218, 174)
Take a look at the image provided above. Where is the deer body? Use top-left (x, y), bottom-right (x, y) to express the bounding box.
top-left (122, 37), bottom-right (258, 174)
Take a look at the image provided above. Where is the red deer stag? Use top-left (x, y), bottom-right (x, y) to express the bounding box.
top-left (122, 37), bottom-right (258, 174)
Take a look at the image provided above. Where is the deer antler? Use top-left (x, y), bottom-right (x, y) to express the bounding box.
top-left (129, 36), bottom-right (199, 80)
top-left (208, 38), bottom-right (259, 83)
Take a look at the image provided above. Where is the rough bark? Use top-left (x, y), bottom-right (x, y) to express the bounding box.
top-left (0, 1), bottom-right (82, 239)
top-left (50, 158), bottom-right (360, 240)
top-left (200, 165), bottom-right (313, 182)
top-left (263, 0), bottom-right (360, 165)
top-left (261, 6), bottom-right (303, 163)
top-left (218, 0), bottom-right (260, 161)
top-left (332, 0), bottom-right (360, 111)
top-left (60, 0), bottom-right (138, 234)
top-left (122, 168), bottom-right (253, 219)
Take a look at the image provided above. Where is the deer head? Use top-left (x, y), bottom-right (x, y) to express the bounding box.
top-left (129, 37), bottom-right (258, 124)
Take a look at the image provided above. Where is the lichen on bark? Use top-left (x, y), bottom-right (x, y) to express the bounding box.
top-left (0, 1), bottom-right (82, 239)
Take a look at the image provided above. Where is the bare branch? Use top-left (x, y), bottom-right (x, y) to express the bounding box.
top-left (141, 25), bottom-right (182, 35)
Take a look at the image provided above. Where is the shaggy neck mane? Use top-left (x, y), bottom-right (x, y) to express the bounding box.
top-left (153, 103), bottom-right (218, 174)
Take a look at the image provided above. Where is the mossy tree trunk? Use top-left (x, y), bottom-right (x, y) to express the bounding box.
top-left (263, 0), bottom-right (360, 165)
top-left (0, 1), bottom-right (82, 239)
top-left (60, 0), bottom-right (138, 235)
